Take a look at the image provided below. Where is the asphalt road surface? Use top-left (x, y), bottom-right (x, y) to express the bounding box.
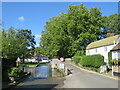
top-left (62, 61), bottom-right (119, 89)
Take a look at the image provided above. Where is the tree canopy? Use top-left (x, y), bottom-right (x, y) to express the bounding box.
top-left (40, 4), bottom-right (119, 58)
top-left (0, 27), bottom-right (36, 61)
top-left (102, 14), bottom-right (120, 37)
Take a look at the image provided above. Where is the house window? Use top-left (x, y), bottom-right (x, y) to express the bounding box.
top-left (115, 51), bottom-right (118, 60)
top-left (113, 52), bottom-right (115, 60)
top-left (113, 51), bottom-right (118, 60)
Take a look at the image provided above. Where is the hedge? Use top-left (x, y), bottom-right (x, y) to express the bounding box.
top-left (71, 56), bottom-right (81, 64)
top-left (80, 54), bottom-right (104, 68)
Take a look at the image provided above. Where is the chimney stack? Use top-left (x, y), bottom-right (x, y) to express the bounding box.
top-left (107, 33), bottom-right (114, 37)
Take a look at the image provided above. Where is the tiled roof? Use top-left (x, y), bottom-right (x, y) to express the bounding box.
top-left (86, 35), bottom-right (120, 50)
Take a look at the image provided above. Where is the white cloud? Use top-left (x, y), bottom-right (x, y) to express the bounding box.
top-left (18, 16), bottom-right (25, 21)
top-left (35, 35), bottom-right (41, 38)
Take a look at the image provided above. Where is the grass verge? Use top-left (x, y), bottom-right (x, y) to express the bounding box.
top-left (56, 68), bottom-right (65, 77)
top-left (49, 65), bottom-right (52, 77)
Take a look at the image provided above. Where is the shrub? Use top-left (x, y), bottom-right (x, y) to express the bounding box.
top-left (8, 67), bottom-right (21, 77)
top-left (71, 56), bottom-right (81, 64)
top-left (80, 54), bottom-right (104, 68)
top-left (91, 67), bottom-right (99, 72)
top-left (74, 50), bottom-right (85, 56)
top-left (108, 52), bottom-right (112, 66)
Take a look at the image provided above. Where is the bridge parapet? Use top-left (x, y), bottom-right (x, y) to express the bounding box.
top-left (51, 58), bottom-right (72, 75)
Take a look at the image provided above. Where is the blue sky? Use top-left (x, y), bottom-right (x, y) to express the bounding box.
top-left (2, 2), bottom-right (118, 47)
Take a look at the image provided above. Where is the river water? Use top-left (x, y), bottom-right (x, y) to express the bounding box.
top-left (24, 63), bottom-right (50, 78)
top-left (35, 63), bottom-right (50, 78)
top-left (15, 63), bottom-right (64, 89)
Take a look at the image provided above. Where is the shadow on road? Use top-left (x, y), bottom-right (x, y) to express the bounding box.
top-left (14, 84), bottom-right (58, 89)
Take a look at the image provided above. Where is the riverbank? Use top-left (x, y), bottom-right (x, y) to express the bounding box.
top-left (20, 62), bottom-right (40, 67)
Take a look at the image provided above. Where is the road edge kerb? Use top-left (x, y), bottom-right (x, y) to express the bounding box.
top-left (69, 62), bottom-right (119, 80)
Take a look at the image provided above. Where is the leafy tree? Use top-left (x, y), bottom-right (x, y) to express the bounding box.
top-left (102, 14), bottom-right (120, 37)
top-left (16, 29), bottom-right (36, 61)
top-left (40, 4), bottom-right (120, 58)
top-left (35, 47), bottom-right (41, 56)
top-left (67, 5), bottom-right (103, 52)
top-left (40, 4), bottom-right (103, 58)
top-left (0, 27), bottom-right (18, 59)
top-left (40, 13), bottom-right (73, 58)
top-left (0, 27), bottom-right (36, 62)
top-left (1, 27), bottom-right (36, 83)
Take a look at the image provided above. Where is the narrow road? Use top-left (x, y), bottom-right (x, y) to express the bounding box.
top-left (62, 61), bottom-right (118, 88)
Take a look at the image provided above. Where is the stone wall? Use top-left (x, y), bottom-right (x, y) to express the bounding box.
top-left (51, 59), bottom-right (71, 76)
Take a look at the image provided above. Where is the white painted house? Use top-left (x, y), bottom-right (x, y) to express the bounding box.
top-left (86, 34), bottom-right (120, 64)
top-left (24, 58), bottom-right (36, 62)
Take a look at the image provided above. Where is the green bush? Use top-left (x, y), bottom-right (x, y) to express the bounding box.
top-left (80, 54), bottom-right (104, 68)
top-left (8, 67), bottom-right (21, 77)
top-left (91, 67), bottom-right (99, 72)
top-left (71, 56), bottom-right (81, 64)
top-left (108, 52), bottom-right (112, 66)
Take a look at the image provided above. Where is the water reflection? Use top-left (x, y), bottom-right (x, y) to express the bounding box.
top-left (24, 63), bottom-right (50, 79)
top-left (36, 64), bottom-right (50, 78)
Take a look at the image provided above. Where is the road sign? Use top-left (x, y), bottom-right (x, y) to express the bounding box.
top-left (59, 63), bottom-right (64, 69)
top-left (60, 57), bottom-right (65, 62)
